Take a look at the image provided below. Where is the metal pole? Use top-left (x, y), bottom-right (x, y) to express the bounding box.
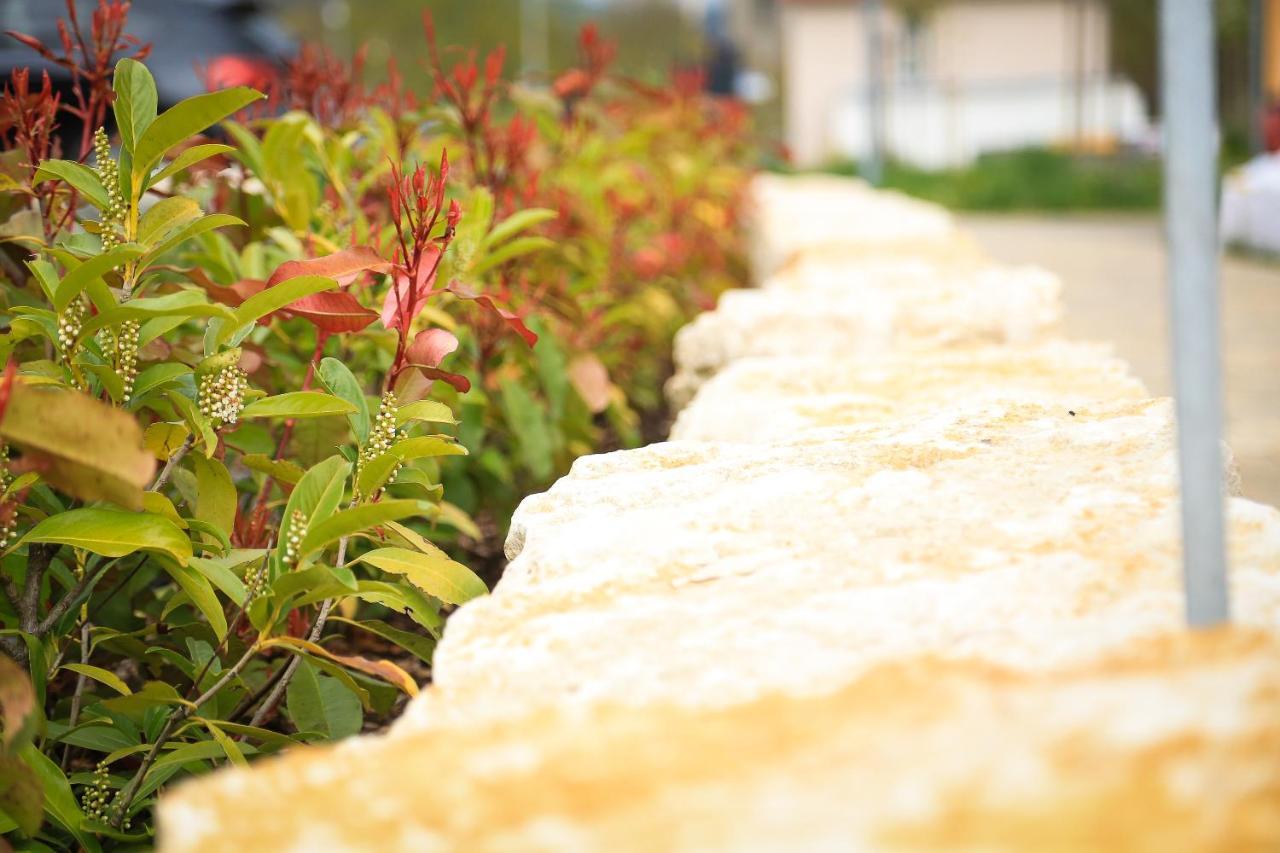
top-left (863, 0), bottom-right (886, 186)
top-left (1250, 0), bottom-right (1265, 153)
top-left (1160, 0), bottom-right (1230, 627)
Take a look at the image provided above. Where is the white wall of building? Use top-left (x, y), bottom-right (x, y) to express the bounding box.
top-left (780, 0), bottom-right (1153, 168)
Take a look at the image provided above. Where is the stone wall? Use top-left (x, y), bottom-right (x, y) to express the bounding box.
top-left (157, 174), bottom-right (1280, 851)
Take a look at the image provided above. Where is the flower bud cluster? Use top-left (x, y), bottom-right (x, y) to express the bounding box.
top-left (245, 558), bottom-right (268, 600)
top-left (80, 760), bottom-right (128, 828)
top-left (0, 445), bottom-right (15, 549)
top-left (355, 391), bottom-right (405, 500)
top-left (57, 297), bottom-right (86, 352)
top-left (93, 128), bottom-right (125, 251)
top-left (116, 319), bottom-right (139, 402)
top-left (282, 509), bottom-right (308, 568)
top-left (198, 365), bottom-right (249, 425)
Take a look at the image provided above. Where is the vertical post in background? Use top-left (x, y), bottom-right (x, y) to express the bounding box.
top-left (1160, 0), bottom-right (1230, 627)
top-left (1250, 0), bottom-right (1265, 153)
top-left (863, 0), bottom-right (886, 186)
top-left (522, 0), bottom-right (550, 81)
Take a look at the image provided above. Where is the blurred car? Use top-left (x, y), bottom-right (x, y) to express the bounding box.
top-left (1, 0), bottom-right (293, 129)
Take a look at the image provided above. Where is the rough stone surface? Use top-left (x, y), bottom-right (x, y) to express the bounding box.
top-left (667, 262), bottom-right (1062, 407)
top-left (670, 339), bottom-right (1147, 442)
top-left (158, 631), bottom-right (1280, 852)
top-left (749, 173), bottom-right (966, 276)
top-left (157, 175), bottom-right (1280, 851)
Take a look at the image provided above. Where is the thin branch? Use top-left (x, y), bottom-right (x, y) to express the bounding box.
top-left (150, 435), bottom-right (194, 493)
top-left (19, 544), bottom-right (53, 634)
top-left (112, 640), bottom-right (261, 827)
top-left (61, 620), bottom-right (91, 770)
top-left (36, 557), bottom-right (118, 635)
top-left (248, 536), bottom-right (348, 728)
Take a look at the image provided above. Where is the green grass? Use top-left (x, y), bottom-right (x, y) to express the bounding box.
top-left (811, 148), bottom-right (1165, 212)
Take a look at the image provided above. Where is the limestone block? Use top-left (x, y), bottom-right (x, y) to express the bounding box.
top-left (670, 340), bottom-right (1147, 443)
top-left (158, 630), bottom-right (1280, 852)
top-left (669, 264), bottom-right (1062, 408)
top-left (749, 173), bottom-right (963, 277)
top-left (383, 399), bottom-right (1277, 727)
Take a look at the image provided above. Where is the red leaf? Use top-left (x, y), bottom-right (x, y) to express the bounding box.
top-left (405, 328), bottom-right (459, 368)
top-left (403, 329), bottom-right (469, 392)
top-left (184, 268), bottom-right (264, 307)
top-left (284, 291), bottom-right (378, 334)
top-left (443, 283), bottom-right (537, 347)
top-left (414, 367), bottom-right (471, 393)
top-left (266, 246), bottom-right (390, 288)
top-left (0, 360), bottom-right (16, 423)
top-left (380, 246), bottom-right (442, 330)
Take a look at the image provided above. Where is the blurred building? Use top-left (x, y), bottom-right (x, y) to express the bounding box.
top-left (778, 0), bottom-right (1152, 168)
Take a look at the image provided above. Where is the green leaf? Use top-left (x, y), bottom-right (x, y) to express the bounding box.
top-left (286, 659), bottom-right (362, 740)
top-left (150, 142), bottom-right (233, 186)
top-left (52, 243), bottom-right (143, 313)
top-left (0, 754), bottom-right (43, 836)
top-left (23, 508), bottom-right (191, 564)
top-left (220, 275), bottom-right (339, 345)
top-left (32, 160), bottom-right (108, 210)
top-left (276, 456), bottom-right (350, 564)
top-left (138, 196), bottom-right (201, 246)
top-left (188, 554), bottom-right (252, 606)
top-left (355, 547), bottom-right (486, 605)
top-left (297, 500), bottom-right (429, 560)
top-left (190, 455), bottom-right (237, 537)
top-left (483, 207), bottom-right (557, 249)
top-left (133, 87), bottom-right (265, 188)
top-left (469, 235), bottom-right (555, 277)
top-left (240, 391), bottom-right (356, 420)
top-left (356, 436), bottom-right (466, 499)
top-left (330, 616), bottom-right (436, 664)
top-left (157, 558), bottom-right (228, 640)
top-left (143, 490), bottom-right (187, 528)
top-left (192, 717), bottom-right (248, 767)
top-left (19, 743), bottom-right (102, 852)
top-left (318, 357), bottom-right (371, 443)
top-left (77, 290), bottom-right (236, 339)
top-left (130, 363), bottom-right (193, 402)
top-left (395, 399), bottom-right (457, 426)
top-left (138, 213), bottom-right (245, 269)
top-left (500, 378), bottom-right (555, 482)
top-left (112, 57), bottom-right (158, 154)
top-left (59, 663), bottom-right (131, 696)
top-left (167, 391), bottom-right (218, 456)
top-left (241, 454), bottom-right (305, 485)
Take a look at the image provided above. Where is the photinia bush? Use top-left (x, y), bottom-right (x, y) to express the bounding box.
top-left (0, 2), bottom-right (754, 846)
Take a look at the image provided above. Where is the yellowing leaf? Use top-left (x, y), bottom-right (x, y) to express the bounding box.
top-left (60, 663), bottom-right (132, 696)
top-left (260, 636), bottom-right (418, 697)
top-left (354, 547), bottom-right (486, 605)
top-left (0, 384), bottom-right (155, 510)
top-left (23, 508), bottom-right (192, 565)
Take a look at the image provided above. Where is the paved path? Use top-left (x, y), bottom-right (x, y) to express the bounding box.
top-left (962, 214), bottom-right (1280, 505)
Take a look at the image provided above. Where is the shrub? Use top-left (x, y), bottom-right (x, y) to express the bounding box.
top-left (0, 3), bottom-right (753, 846)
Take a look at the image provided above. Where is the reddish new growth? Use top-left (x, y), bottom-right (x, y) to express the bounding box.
top-left (0, 69), bottom-right (61, 169)
top-left (0, 69), bottom-right (64, 241)
top-left (552, 23), bottom-right (616, 110)
top-left (5, 0), bottom-right (150, 159)
top-left (383, 151), bottom-right (466, 391)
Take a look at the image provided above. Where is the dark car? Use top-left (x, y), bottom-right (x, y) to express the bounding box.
top-left (1, 0), bottom-right (293, 114)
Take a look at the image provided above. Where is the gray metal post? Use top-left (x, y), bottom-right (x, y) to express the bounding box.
top-left (863, 0), bottom-right (886, 186)
top-left (1250, 0), bottom-right (1265, 154)
top-left (1160, 0), bottom-right (1230, 626)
